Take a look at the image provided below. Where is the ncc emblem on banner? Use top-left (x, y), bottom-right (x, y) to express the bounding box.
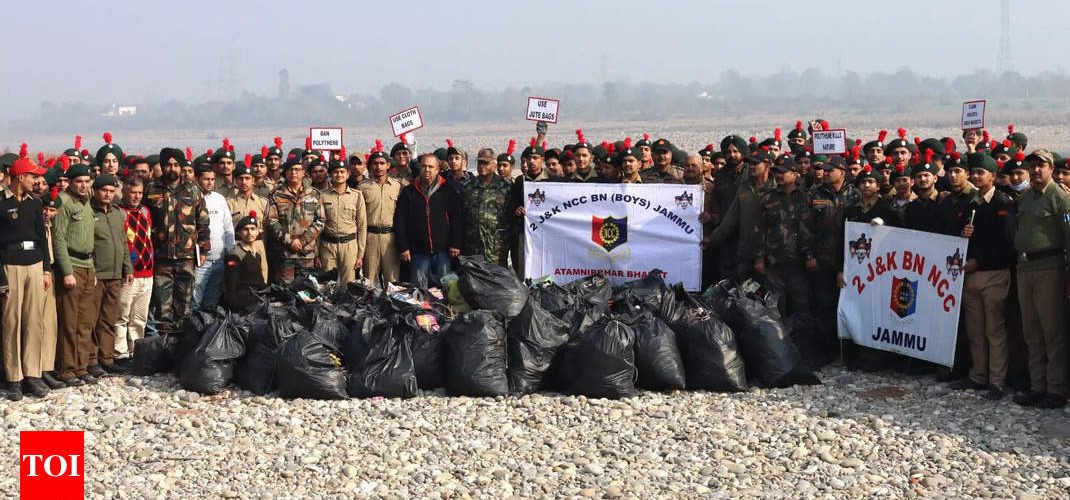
top-left (848, 233), bottom-right (872, 263)
top-left (890, 277), bottom-right (918, 318)
top-left (592, 215), bottom-right (628, 252)
top-left (527, 188), bottom-right (546, 207)
top-left (946, 248), bottom-right (965, 281)
top-left (674, 191), bottom-right (694, 209)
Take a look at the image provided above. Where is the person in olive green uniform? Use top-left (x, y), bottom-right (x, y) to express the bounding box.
top-left (462, 147), bottom-right (513, 266)
top-left (223, 212), bottom-right (266, 312)
top-left (53, 164), bottom-right (99, 386)
top-left (320, 159), bottom-right (366, 284)
top-left (755, 158), bottom-right (814, 317)
top-left (810, 155), bottom-right (860, 360)
top-left (265, 158), bottom-right (324, 285)
top-left (1012, 149), bottom-right (1070, 409)
top-left (88, 175), bottom-right (132, 375)
top-left (711, 149), bottom-right (778, 280)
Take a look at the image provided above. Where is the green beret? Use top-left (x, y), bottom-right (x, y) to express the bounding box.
top-left (327, 159), bottom-right (347, 172)
top-left (918, 138), bottom-right (945, 157)
top-left (212, 148), bottom-right (236, 163)
top-left (236, 211), bottom-right (259, 230)
top-left (234, 163), bottom-right (255, 177)
top-left (64, 164), bottom-right (92, 179)
top-left (44, 166), bottom-right (62, 188)
top-left (43, 186), bottom-right (62, 209)
top-left (432, 147), bottom-right (448, 161)
top-left (92, 174), bottom-right (119, 189)
top-left (1007, 131), bottom-right (1028, 149)
top-left (966, 152), bottom-right (998, 173)
top-left (911, 159), bottom-right (937, 177)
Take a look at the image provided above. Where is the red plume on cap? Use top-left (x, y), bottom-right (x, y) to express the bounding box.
top-left (222, 138), bottom-right (231, 151)
top-left (945, 138), bottom-right (956, 153)
top-left (794, 120), bottom-right (803, 131)
top-left (340, 146), bottom-right (346, 159)
top-left (50, 186), bottom-right (59, 200)
top-left (274, 137), bottom-right (283, 148)
top-left (818, 119), bottom-right (829, 131)
top-left (185, 148), bottom-right (193, 161)
top-left (705, 144), bottom-right (714, 152)
top-left (748, 136), bottom-right (757, 143)
top-left (1008, 124), bottom-right (1015, 135)
top-left (363, 154), bottom-right (370, 164)
top-left (851, 145), bottom-right (861, 161)
top-left (122, 167), bottom-right (130, 178)
top-left (81, 149), bottom-right (89, 157)
top-left (244, 153), bottom-right (252, 167)
top-left (74, 135), bottom-right (82, 150)
top-left (575, 129), bottom-right (586, 144)
top-left (446, 138), bottom-right (454, 148)
top-left (103, 132), bottom-right (113, 144)
top-left (982, 130), bottom-right (990, 143)
top-left (913, 137), bottom-right (921, 146)
top-left (304, 136), bottom-right (312, 150)
top-left (399, 133), bottom-right (408, 145)
top-left (1002, 139), bottom-right (1012, 148)
top-left (60, 155), bottom-right (70, 171)
top-left (1013, 151), bottom-right (1026, 162)
top-left (249, 210), bottom-right (257, 219)
top-left (624, 137), bottom-right (632, 149)
top-left (18, 143), bottom-right (28, 158)
top-left (990, 140), bottom-right (998, 151)
top-left (996, 160), bottom-right (1005, 169)
top-left (606, 143), bottom-right (615, 155)
top-left (877, 130), bottom-right (888, 143)
top-left (642, 133), bottom-right (650, 141)
top-left (924, 149), bottom-right (934, 165)
top-left (530, 137), bottom-right (538, 148)
top-left (863, 164), bottom-right (872, 174)
top-left (207, 148), bottom-right (214, 157)
top-left (884, 155), bottom-right (893, 165)
top-left (374, 139), bottom-right (384, 153)
top-left (774, 128), bottom-right (782, 142)
top-left (950, 151), bottom-right (961, 161)
top-left (855, 139), bottom-right (862, 146)
top-left (895, 164), bottom-right (904, 174)
top-left (506, 139), bottom-right (516, 156)
top-left (896, 128), bottom-right (907, 140)
top-left (261, 146), bottom-right (268, 157)
top-left (562, 150), bottom-right (574, 161)
top-left (37, 152), bottom-right (45, 165)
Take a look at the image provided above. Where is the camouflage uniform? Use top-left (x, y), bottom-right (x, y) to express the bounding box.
top-left (266, 184), bottom-right (325, 284)
top-left (143, 179), bottom-right (210, 331)
top-left (757, 187), bottom-right (814, 316)
top-left (809, 181), bottom-right (861, 355)
top-left (462, 175), bottom-right (513, 266)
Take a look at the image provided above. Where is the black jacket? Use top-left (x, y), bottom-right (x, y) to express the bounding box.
top-left (394, 177), bottom-right (464, 255)
top-left (966, 188), bottom-right (1017, 271)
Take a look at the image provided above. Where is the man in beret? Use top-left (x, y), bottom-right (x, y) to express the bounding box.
top-left (212, 146), bottom-right (238, 198)
top-left (266, 157), bottom-right (324, 285)
top-left (53, 163), bottom-right (100, 386)
top-left (319, 159), bottom-right (366, 284)
top-left (144, 148), bottom-right (210, 333)
top-left (227, 162), bottom-right (268, 283)
top-left (569, 137), bottom-right (599, 183)
top-left (1012, 149), bottom-right (1070, 409)
top-left (810, 155), bottom-right (860, 361)
top-left (87, 174), bottom-right (132, 375)
top-left (391, 136), bottom-right (416, 180)
top-left (445, 142), bottom-right (474, 188)
top-left (358, 148), bottom-right (403, 285)
top-left (711, 149), bottom-right (777, 280)
top-left (249, 154), bottom-right (274, 198)
top-left (640, 139), bottom-right (683, 184)
top-left (0, 155), bottom-right (51, 399)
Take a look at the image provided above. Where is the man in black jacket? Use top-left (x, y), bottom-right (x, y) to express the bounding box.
top-left (957, 153), bottom-right (1017, 399)
top-left (394, 154), bottom-right (463, 286)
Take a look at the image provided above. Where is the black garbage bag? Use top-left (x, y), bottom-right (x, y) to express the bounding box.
top-left (235, 307), bottom-right (301, 395)
top-left (457, 256), bottom-right (528, 320)
top-left (131, 334), bottom-right (179, 375)
top-left (405, 310), bottom-right (449, 390)
top-left (612, 269), bottom-right (677, 320)
top-left (445, 310), bottom-right (509, 396)
top-left (568, 317), bottom-right (637, 398)
top-left (172, 308), bottom-right (225, 375)
top-left (179, 313), bottom-right (248, 394)
top-left (626, 314), bottom-right (686, 391)
top-left (547, 303), bottom-right (609, 391)
top-left (784, 313), bottom-right (828, 372)
top-left (529, 282), bottom-right (577, 313)
top-left (348, 318), bottom-right (418, 398)
top-left (730, 291), bottom-right (820, 388)
top-left (671, 293), bottom-right (747, 392)
top-left (275, 330), bottom-right (348, 400)
top-left (507, 299), bottom-right (571, 394)
top-left (563, 274), bottom-right (612, 308)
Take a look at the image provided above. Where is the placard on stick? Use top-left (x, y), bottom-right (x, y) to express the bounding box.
top-left (389, 106), bottom-right (424, 137)
top-left (961, 100), bottom-right (986, 130)
top-left (812, 128), bottom-right (847, 155)
top-left (526, 96), bottom-right (560, 123)
top-left (309, 127), bottom-right (343, 151)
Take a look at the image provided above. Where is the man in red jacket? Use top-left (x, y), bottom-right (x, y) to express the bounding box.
top-left (394, 154), bottom-right (463, 287)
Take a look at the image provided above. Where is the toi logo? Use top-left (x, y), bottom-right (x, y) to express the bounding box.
top-left (20, 431), bottom-right (84, 500)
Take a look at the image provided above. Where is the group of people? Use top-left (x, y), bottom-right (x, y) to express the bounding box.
top-left (0, 120), bottom-right (1066, 410)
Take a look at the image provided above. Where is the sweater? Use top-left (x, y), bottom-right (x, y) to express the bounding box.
top-left (121, 203), bottom-right (154, 278)
top-left (966, 187), bottom-right (1016, 271)
top-left (53, 191), bottom-right (95, 276)
top-left (92, 200), bottom-right (132, 280)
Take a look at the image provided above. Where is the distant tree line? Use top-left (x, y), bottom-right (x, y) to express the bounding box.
top-left (14, 68), bottom-right (1070, 132)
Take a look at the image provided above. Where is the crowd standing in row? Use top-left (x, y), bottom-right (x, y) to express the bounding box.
top-left (0, 121), bottom-right (1066, 410)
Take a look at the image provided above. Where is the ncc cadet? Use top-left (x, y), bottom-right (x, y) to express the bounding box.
top-left (810, 154), bottom-right (859, 360)
top-left (786, 121), bottom-right (808, 155)
top-left (497, 140), bottom-right (519, 182)
top-left (1005, 124), bottom-right (1028, 151)
top-left (0, 154), bottom-right (51, 400)
top-left (391, 134), bottom-right (416, 179)
top-left (641, 138), bottom-right (683, 184)
top-left (710, 148), bottom-right (777, 280)
top-left (887, 159), bottom-right (916, 222)
top-left (507, 143), bottom-right (562, 277)
top-left (634, 134), bottom-right (654, 170)
top-left (348, 152), bottom-right (368, 188)
top-left (918, 138), bottom-right (952, 193)
top-left (463, 143), bottom-right (514, 267)
top-left (936, 150), bottom-right (975, 237)
top-left (53, 162), bottom-right (100, 386)
top-left (569, 130), bottom-right (599, 182)
top-left (1012, 149), bottom-right (1070, 409)
top-left (320, 157), bottom-right (367, 284)
top-left (903, 151), bottom-right (942, 233)
top-left (358, 142), bottom-right (402, 285)
top-left (249, 151), bottom-right (274, 198)
top-left (617, 140), bottom-right (644, 184)
top-left (88, 174), bottom-right (130, 375)
top-left (40, 185), bottom-right (64, 390)
top-left (308, 158), bottom-right (329, 191)
top-left (754, 157), bottom-right (814, 316)
top-left (144, 148), bottom-right (210, 332)
top-left (999, 151), bottom-right (1030, 201)
top-left (222, 211), bottom-right (266, 312)
top-left (227, 159), bottom-right (269, 283)
top-left (265, 153), bottom-right (325, 285)
top-left (712, 134), bottom-right (750, 278)
top-left (956, 152), bottom-right (1016, 400)
top-left (212, 139), bottom-right (237, 198)
top-left (444, 140), bottom-right (475, 187)
top-left (95, 133), bottom-right (123, 179)
top-left (845, 164), bottom-right (897, 226)
top-left (265, 137), bottom-right (285, 186)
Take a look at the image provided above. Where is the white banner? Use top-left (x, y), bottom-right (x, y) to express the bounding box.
top-left (524, 182), bottom-right (703, 290)
top-left (837, 222), bottom-right (969, 366)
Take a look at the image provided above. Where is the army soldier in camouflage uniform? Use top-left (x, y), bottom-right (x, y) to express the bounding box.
top-left (809, 154), bottom-right (860, 359)
top-left (143, 148), bottom-right (210, 333)
top-left (462, 146), bottom-right (513, 266)
top-left (755, 158), bottom-right (814, 316)
top-left (265, 158), bottom-right (325, 285)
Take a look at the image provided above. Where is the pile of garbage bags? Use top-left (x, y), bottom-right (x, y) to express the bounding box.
top-left (132, 258), bottom-right (821, 399)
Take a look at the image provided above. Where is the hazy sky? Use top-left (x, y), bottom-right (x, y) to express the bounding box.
top-left (1, 0), bottom-right (1067, 118)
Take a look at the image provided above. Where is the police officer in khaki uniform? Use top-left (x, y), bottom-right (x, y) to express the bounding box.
top-left (227, 160), bottom-right (268, 283)
top-left (320, 159), bottom-right (367, 284)
top-left (358, 144), bottom-right (402, 285)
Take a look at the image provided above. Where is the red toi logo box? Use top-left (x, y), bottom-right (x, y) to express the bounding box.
top-left (20, 431), bottom-right (84, 500)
